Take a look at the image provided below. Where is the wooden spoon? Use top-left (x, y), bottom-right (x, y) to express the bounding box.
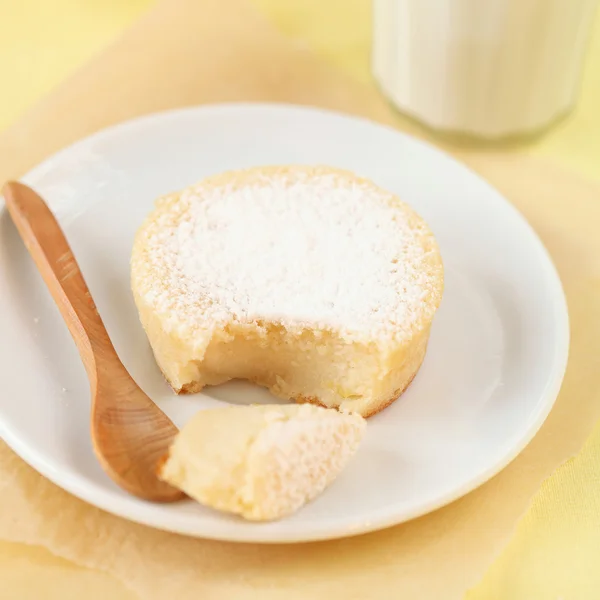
top-left (2, 181), bottom-right (184, 503)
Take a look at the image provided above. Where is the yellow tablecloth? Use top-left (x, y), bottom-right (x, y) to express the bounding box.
top-left (1, 1), bottom-right (599, 598)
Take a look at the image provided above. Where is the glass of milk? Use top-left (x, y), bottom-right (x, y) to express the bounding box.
top-left (372, 0), bottom-right (598, 139)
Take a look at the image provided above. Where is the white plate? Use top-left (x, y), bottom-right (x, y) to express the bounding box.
top-left (0, 104), bottom-right (569, 543)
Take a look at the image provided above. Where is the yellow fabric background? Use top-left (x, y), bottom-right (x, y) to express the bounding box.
top-left (0, 1), bottom-right (599, 598)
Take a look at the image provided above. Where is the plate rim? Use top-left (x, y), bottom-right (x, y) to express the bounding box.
top-left (0, 102), bottom-right (570, 543)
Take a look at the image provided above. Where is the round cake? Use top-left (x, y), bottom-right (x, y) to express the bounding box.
top-left (131, 165), bottom-right (444, 417)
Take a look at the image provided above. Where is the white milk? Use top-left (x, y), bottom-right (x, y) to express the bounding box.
top-left (372, 0), bottom-right (598, 138)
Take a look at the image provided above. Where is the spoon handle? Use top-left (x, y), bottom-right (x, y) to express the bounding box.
top-left (2, 181), bottom-right (118, 381)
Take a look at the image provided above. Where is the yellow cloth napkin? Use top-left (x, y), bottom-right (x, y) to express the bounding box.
top-left (1, 0), bottom-right (599, 599)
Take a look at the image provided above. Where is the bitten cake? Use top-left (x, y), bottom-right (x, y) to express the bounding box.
top-left (131, 165), bottom-right (443, 417)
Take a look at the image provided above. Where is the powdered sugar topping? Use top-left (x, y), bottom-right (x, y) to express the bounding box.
top-left (241, 405), bottom-right (366, 519)
top-left (135, 167), bottom-right (442, 342)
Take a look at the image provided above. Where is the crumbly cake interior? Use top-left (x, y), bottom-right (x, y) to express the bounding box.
top-left (159, 404), bottom-right (366, 521)
top-left (131, 166), bottom-right (443, 416)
